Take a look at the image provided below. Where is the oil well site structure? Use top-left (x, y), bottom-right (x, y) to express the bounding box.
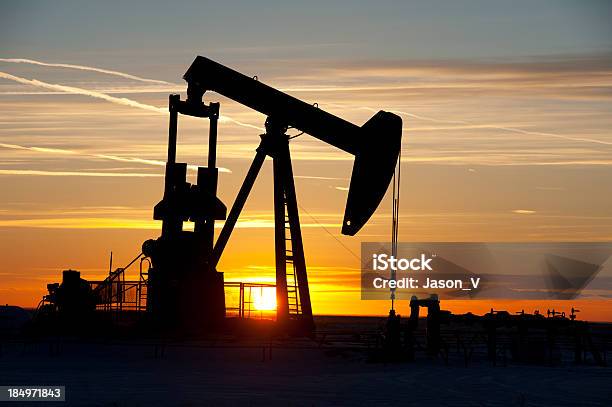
top-left (36, 56), bottom-right (402, 336)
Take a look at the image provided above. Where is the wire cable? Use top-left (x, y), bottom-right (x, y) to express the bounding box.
top-left (390, 148), bottom-right (402, 310)
top-left (297, 203), bottom-right (361, 262)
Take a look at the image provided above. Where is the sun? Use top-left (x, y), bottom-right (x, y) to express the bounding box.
top-left (252, 287), bottom-right (277, 311)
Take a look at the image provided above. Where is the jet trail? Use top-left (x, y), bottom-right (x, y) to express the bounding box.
top-left (218, 116), bottom-right (263, 131)
top-left (0, 142), bottom-right (231, 173)
top-left (0, 58), bottom-right (175, 85)
top-left (358, 107), bottom-right (612, 147)
top-left (0, 71), bottom-right (263, 131)
top-left (3, 57), bottom-right (606, 147)
top-left (0, 71), bottom-right (167, 113)
top-left (0, 169), bottom-right (161, 177)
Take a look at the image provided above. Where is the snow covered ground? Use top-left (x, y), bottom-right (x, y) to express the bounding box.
top-left (1, 338), bottom-right (610, 406)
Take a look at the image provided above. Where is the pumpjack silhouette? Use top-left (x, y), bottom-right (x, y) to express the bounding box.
top-left (139, 56), bottom-right (402, 333)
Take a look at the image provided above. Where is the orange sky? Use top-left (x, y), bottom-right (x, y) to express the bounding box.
top-left (2, 2), bottom-right (612, 322)
top-left (1, 58), bottom-right (612, 322)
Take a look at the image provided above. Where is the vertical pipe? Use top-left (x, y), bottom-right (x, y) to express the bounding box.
top-left (240, 283), bottom-right (244, 319)
top-left (208, 102), bottom-right (219, 169)
top-left (167, 94), bottom-right (180, 164)
top-left (162, 94), bottom-right (181, 238)
top-left (201, 102), bottom-right (220, 257)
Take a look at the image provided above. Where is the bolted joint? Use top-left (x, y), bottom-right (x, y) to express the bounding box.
top-left (264, 117), bottom-right (288, 136)
top-left (169, 94), bottom-right (181, 113)
top-left (209, 102), bottom-right (220, 120)
top-left (142, 239), bottom-right (159, 258)
top-left (186, 83), bottom-right (205, 105)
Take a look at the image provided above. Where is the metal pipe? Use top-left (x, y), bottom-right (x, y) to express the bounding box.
top-left (208, 102), bottom-right (219, 169)
top-left (167, 94), bottom-right (180, 164)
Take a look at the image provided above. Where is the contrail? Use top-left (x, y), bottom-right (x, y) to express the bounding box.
top-left (0, 169), bottom-right (161, 177)
top-left (0, 58), bottom-right (175, 85)
top-left (218, 115), bottom-right (263, 131)
top-left (0, 71), bottom-right (263, 131)
top-left (5, 59), bottom-right (605, 147)
top-left (0, 71), bottom-right (167, 113)
top-left (358, 106), bottom-right (612, 147)
top-left (0, 142), bottom-right (231, 173)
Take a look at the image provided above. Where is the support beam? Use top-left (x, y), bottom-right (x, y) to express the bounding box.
top-left (207, 102), bottom-right (219, 168)
top-left (273, 152), bottom-right (289, 321)
top-left (212, 146), bottom-right (267, 267)
top-left (167, 94), bottom-right (179, 165)
top-left (279, 141), bottom-right (313, 323)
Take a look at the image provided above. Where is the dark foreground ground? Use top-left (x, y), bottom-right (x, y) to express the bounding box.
top-left (1, 316), bottom-right (610, 406)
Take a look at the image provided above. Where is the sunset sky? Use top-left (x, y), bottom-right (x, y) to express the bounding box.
top-left (1, 1), bottom-right (612, 320)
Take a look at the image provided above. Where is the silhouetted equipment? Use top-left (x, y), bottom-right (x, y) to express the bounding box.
top-left (408, 294), bottom-right (444, 357)
top-left (184, 56), bottom-right (403, 237)
top-left (375, 298), bottom-right (607, 367)
top-left (138, 56), bottom-right (402, 333)
top-left (31, 57), bottom-right (401, 336)
top-left (48, 270), bottom-right (97, 317)
top-left (570, 307), bottom-right (580, 321)
top-left (383, 309), bottom-right (403, 359)
top-left (141, 94), bottom-right (226, 332)
top-left (35, 270), bottom-right (98, 333)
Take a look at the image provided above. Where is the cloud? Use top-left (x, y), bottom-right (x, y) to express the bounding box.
top-left (0, 87), bottom-right (181, 95)
top-left (0, 217), bottom-right (342, 230)
top-left (0, 142), bottom-right (232, 173)
top-left (273, 53), bottom-right (612, 106)
top-left (0, 71), bottom-right (167, 113)
top-left (358, 106), bottom-right (612, 147)
top-left (0, 71), bottom-right (263, 132)
top-left (303, 53), bottom-right (612, 81)
top-left (2, 55), bottom-right (611, 170)
top-left (0, 169), bottom-right (161, 177)
top-left (0, 58), bottom-right (176, 85)
top-left (294, 175), bottom-right (349, 181)
top-left (512, 209), bottom-right (536, 215)
top-left (217, 115), bottom-right (263, 131)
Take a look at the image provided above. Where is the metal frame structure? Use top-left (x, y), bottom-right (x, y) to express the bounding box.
top-left (224, 282), bottom-right (277, 320)
top-left (137, 56), bottom-right (402, 334)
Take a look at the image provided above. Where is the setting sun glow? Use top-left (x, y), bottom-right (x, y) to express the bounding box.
top-left (252, 287), bottom-right (277, 311)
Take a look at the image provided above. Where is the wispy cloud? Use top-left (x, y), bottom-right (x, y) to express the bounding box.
top-left (0, 71), bottom-right (167, 113)
top-left (358, 106), bottom-right (612, 147)
top-left (294, 175), bottom-right (349, 181)
top-left (2, 55), bottom-right (610, 170)
top-left (0, 87), bottom-right (180, 95)
top-left (0, 217), bottom-right (342, 230)
top-left (0, 169), bottom-right (160, 177)
top-left (0, 58), bottom-right (176, 85)
top-left (512, 209), bottom-right (536, 215)
top-left (295, 53), bottom-right (612, 85)
top-left (0, 71), bottom-right (263, 131)
top-left (0, 142), bottom-right (231, 173)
